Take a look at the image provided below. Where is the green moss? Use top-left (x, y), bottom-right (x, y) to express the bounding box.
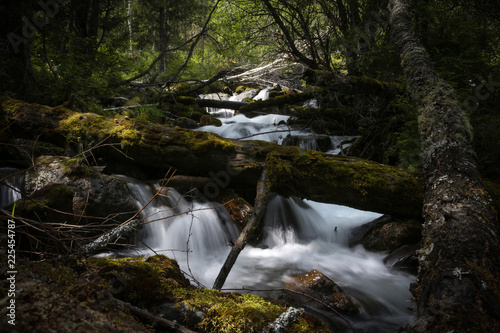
top-left (86, 255), bottom-right (190, 307)
top-left (287, 314), bottom-right (329, 333)
top-left (13, 183), bottom-right (74, 218)
top-left (58, 112), bottom-right (141, 148)
top-left (62, 158), bottom-right (96, 178)
top-left (176, 289), bottom-right (285, 333)
top-left (200, 115), bottom-right (222, 127)
top-left (122, 95), bottom-right (142, 107)
top-left (266, 151), bottom-right (294, 191)
top-left (171, 128), bottom-right (236, 153)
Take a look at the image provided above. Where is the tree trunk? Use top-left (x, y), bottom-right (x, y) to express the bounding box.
top-left (1, 97), bottom-right (423, 219)
top-left (127, 0), bottom-right (133, 55)
top-left (389, 1), bottom-right (500, 332)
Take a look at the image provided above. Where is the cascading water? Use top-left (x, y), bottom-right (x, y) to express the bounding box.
top-left (119, 87), bottom-right (416, 331)
top-left (0, 87), bottom-right (416, 332)
top-left (198, 87), bottom-right (357, 152)
top-left (121, 178), bottom-right (241, 285)
top-left (0, 168), bottom-right (23, 207)
top-left (123, 181), bottom-right (415, 332)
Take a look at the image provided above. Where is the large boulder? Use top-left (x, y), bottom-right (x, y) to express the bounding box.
top-left (285, 269), bottom-right (360, 314)
top-left (25, 155), bottom-right (137, 223)
top-left (3, 156), bottom-right (138, 255)
top-left (349, 215), bottom-right (422, 252)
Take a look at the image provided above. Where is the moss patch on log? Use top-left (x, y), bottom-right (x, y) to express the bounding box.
top-left (58, 112), bottom-right (141, 148)
top-left (266, 149), bottom-right (423, 217)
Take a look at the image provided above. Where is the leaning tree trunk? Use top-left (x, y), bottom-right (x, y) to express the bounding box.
top-left (389, 1), bottom-right (500, 332)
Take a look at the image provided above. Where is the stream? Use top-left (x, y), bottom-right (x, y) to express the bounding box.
top-left (125, 88), bottom-right (415, 331)
top-left (0, 87), bottom-right (416, 332)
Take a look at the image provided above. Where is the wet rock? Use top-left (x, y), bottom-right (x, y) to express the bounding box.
top-left (285, 269), bottom-right (360, 314)
top-left (349, 215), bottom-right (422, 252)
top-left (383, 243), bottom-right (420, 275)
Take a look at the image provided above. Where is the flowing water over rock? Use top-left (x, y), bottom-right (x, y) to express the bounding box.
top-left (198, 87), bottom-right (356, 153)
top-left (116, 88), bottom-right (416, 331)
top-left (120, 182), bottom-right (415, 332)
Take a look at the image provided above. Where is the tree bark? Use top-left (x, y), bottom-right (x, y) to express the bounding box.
top-left (389, 1), bottom-right (500, 332)
top-left (213, 168), bottom-right (270, 290)
top-left (77, 219), bottom-right (140, 257)
top-left (1, 97), bottom-right (423, 219)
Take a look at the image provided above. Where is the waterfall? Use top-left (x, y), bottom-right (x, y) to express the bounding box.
top-left (122, 178), bottom-right (241, 285)
top-left (0, 168), bottom-right (23, 208)
top-left (180, 87), bottom-right (415, 330)
top-left (123, 180), bottom-right (415, 331)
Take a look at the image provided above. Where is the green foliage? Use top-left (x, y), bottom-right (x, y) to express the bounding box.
top-left (134, 105), bottom-right (164, 123)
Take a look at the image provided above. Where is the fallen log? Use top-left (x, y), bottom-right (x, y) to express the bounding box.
top-left (389, 0), bottom-right (500, 331)
top-left (1, 97), bottom-right (423, 219)
top-left (195, 98), bottom-right (249, 110)
top-left (213, 168), bottom-right (270, 290)
top-left (103, 103), bottom-right (159, 111)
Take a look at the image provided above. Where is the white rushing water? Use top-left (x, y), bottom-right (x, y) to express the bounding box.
top-left (198, 87), bottom-right (357, 153)
top-left (121, 183), bottom-right (415, 332)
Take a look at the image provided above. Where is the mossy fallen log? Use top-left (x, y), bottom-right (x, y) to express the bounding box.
top-left (1, 97), bottom-right (423, 219)
top-left (389, 0), bottom-right (500, 331)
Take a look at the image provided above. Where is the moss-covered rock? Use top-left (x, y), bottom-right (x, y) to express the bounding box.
top-left (86, 255), bottom-right (190, 308)
top-left (200, 115), bottom-right (222, 127)
top-left (25, 156), bottom-right (136, 222)
top-left (11, 183), bottom-right (74, 222)
top-left (0, 256), bottom-right (152, 332)
top-left (83, 255), bottom-right (329, 333)
top-left (174, 117), bottom-right (199, 129)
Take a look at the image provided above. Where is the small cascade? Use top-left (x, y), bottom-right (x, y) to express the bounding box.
top-left (0, 168), bottom-right (24, 208)
top-left (120, 177), bottom-right (415, 331)
top-left (112, 84), bottom-right (413, 330)
top-left (197, 87), bottom-right (359, 153)
top-left (228, 195), bottom-right (415, 332)
top-left (253, 87), bottom-right (270, 101)
top-left (123, 179), bottom-right (240, 284)
top-left (201, 92), bottom-right (235, 118)
top-left (196, 113), bottom-right (291, 142)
